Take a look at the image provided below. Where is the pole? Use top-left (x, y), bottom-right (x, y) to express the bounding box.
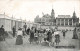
top-left (4, 12), bottom-right (6, 30)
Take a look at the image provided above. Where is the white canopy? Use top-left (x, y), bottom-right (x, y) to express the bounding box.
top-left (54, 31), bottom-right (60, 36)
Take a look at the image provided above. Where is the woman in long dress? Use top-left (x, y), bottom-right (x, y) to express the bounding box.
top-left (54, 29), bottom-right (60, 45)
top-left (51, 33), bottom-right (55, 45)
top-left (16, 28), bottom-right (23, 45)
top-left (55, 34), bottom-right (60, 45)
top-left (47, 30), bottom-right (52, 46)
top-left (72, 27), bottom-right (78, 39)
top-left (34, 31), bottom-right (39, 44)
top-left (62, 30), bottom-right (67, 38)
top-left (29, 27), bottom-right (34, 44)
top-left (38, 31), bottom-right (43, 43)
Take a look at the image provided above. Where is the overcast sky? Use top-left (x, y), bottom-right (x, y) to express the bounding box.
top-left (0, 0), bottom-right (80, 22)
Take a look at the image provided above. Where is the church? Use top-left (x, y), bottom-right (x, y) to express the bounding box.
top-left (34, 9), bottom-right (79, 27)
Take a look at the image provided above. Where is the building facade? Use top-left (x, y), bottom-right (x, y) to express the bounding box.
top-left (34, 9), bottom-right (79, 27)
top-left (0, 13), bottom-right (40, 31)
top-left (56, 14), bottom-right (79, 26)
top-left (34, 9), bottom-right (56, 26)
top-left (0, 14), bottom-right (12, 31)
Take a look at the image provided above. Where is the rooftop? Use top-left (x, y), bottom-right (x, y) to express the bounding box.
top-left (43, 14), bottom-right (51, 18)
top-left (0, 14), bottom-right (11, 19)
top-left (0, 14), bottom-right (26, 22)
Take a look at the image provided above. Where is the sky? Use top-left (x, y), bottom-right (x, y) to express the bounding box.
top-left (0, 0), bottom-right (80, 22)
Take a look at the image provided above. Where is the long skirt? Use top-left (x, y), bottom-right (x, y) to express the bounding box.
top-left (13, 31), bottom-right (15, 37)
top-left (63, 33), bottom-right (65, 37)
top-left (39, 36), bottom-right (42, 42)
top-left (0, 36), bottom-right (3, 41)
top-left (16, 35), bottom-right (23, 45)
top-left (55, 38), bottom-right (60, 43)
top-left (47, 37), bottom-right (52, 42)
top-left (30, 36), bottom-right (34, 42)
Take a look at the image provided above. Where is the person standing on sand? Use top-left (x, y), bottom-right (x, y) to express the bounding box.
top-left (12, 26), bottom-right (16, 37)
top-left (54, 29), bottom-right (60, 45)
top-left (62, 30), bottom-right (67, 38)
top-left (47, 30), bottom-right (52, 46)
top-left (23, 23), bottom-right (27, 34)
top-left (29, 27), bottom-right (34, 44)
top-left (0, 25), bottom-right (5, 41)
top-left (16, 28), bottom-right (23, 45)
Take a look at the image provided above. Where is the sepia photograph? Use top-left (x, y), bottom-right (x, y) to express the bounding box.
top-left (0, 0), bottom-right (80, 51)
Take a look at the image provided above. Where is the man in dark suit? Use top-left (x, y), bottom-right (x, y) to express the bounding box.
top-left (12, 26), bottom-right (16, 37)
top-left (0, 25), bottom-right (5, 41)
top-left (23, 23), bottom-right (27, 34)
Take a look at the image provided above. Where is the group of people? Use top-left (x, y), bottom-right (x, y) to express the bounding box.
top-left (0, 24), bottom-right (69, 47)
top-left (12, 23), bottom-right (29, 38)
top-left (29, 27), bottom-right (61, 46)
top-left (14, 25), bottom-right (62, 46)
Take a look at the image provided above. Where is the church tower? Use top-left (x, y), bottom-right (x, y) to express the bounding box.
top-left (72, 11), bottom-right (77, 23)
top-left (51, 8), bottom-right (55, 19)
top-left (72, 10), bottom-right (79, 27)
top-left (51, 8), bottom-right (56, 26)
top-left (72, 11), bottom-right (77, 18)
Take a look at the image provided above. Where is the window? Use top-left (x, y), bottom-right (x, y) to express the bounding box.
top-left (65, 19), bottom-right (68, 25)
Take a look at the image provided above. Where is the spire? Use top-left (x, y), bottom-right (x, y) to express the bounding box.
top-left (51, 5), bottom-right (55, 18)
top-left (12, 15), bottom-right (14, 20)
top-left (52, 4), bottom-right (53, 9)
top-left (73, 11), bottom-right (76, 16)
top-left (73, 9), bottom-right (76, 18)
top-left (74, 5), bottom-right (75, 12)
top-left (4, 12), bottom-right (5, 18)
top-left (73, 6), bottom-right (76, 16)
top-left (72, 6), bottom-right (77, 18)
top-left (52, 4), bottom-right (54, 12)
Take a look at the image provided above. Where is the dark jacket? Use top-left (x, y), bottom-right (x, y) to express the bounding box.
top-left (0, 27), bottom-right (5, 36)
top-left (47, 31), bottom-right (52, 41)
